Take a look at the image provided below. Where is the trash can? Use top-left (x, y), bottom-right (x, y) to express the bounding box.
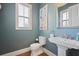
top-left (66, 48), bottom-right (79, 56)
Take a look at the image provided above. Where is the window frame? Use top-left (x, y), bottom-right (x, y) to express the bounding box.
top-left (16, 3), bottom-right (32, 30)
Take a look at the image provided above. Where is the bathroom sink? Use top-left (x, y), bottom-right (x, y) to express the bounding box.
top-left (48, 37), bottom-right (79, 56)
top-left (49, 37), bottom-right (79, 49)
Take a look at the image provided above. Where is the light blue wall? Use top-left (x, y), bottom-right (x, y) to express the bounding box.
top-left (0, 3), bottom-right (39, 55)
top-left (55, 29), bottom-right (79, 39)
top-left (39, 3), bottom-right (79, 55)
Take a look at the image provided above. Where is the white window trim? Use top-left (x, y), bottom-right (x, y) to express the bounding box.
top-left (15, 3), bottom-right (32, 30)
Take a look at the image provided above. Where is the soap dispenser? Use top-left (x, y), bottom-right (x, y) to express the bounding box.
top-left (76, 33), bottom-right (79, 41)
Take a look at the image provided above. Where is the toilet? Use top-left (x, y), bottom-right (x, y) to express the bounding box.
top-left (30, 36), bottom-right (46, 56)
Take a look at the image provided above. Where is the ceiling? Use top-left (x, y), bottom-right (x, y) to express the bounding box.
top-left (54, 3), bottom-right (67, 8)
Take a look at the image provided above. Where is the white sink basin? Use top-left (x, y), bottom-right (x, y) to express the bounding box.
top-left (49, 37), bottom-right (79, 49)
top-left (48, 37), bottom-right (79, 56)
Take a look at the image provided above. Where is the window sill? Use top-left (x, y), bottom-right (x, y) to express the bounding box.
top-left (16, 27), bottom-right (32, 30)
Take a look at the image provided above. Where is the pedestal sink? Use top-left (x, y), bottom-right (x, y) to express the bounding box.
top-left (48, 37), bottom-right (79, 56)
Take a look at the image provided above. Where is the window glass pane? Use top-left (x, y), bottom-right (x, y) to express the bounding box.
top-left (63, 12), bottom-right (67, 20)
top-left (18, 17), bottom-right (24, 27)
top-left (18, 4), bottom-right (24, 16)
top-left (63, 21), bottom-right (67, 27)
top-left (24, 18), bottom-right (29, 25)
top-left (66, 21), bottom-right (69, 26)
top-left (66, 12), bottom-right (69, 20)
top-left (24, 6), bottom-right (29, 17)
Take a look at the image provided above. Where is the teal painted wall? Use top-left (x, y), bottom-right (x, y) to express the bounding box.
top-left (0, 3), bottom-right (39, 55)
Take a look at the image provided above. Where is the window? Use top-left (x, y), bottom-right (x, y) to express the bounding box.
top-left (16, 3), bottom-right (32, 30)
top-left (60, 10), bottom-right (69, 27)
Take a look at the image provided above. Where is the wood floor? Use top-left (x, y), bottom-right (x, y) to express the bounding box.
top-left (17, 51), bottom-right (48, 56)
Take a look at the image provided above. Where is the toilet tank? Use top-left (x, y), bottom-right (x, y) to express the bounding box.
top-left (39, 36), bottom-right (46, 45)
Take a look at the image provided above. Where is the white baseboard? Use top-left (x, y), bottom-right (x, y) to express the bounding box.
top-left (1, 47), bottom-right (31, 56)
top-left (43, 47), bottom-right (56, 56)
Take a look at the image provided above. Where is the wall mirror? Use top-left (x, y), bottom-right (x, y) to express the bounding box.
top-left (39, 4), bottom-right (48, 30)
